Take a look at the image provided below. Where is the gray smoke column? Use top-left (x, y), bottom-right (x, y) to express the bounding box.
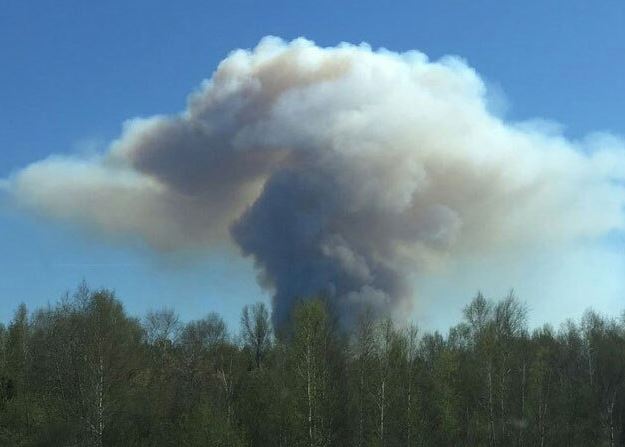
top-left (4, 37), bottom-right (625, 326)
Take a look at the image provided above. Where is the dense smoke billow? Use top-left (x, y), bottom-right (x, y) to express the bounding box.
top-left (5, 37), bottom-right (625, 326)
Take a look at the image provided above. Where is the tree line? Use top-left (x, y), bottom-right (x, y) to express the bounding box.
top-left (1, 283), bottom-right (625, 446)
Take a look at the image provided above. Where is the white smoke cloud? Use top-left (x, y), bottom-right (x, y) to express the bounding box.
top-left (4, 36), bottom-right (625, 325)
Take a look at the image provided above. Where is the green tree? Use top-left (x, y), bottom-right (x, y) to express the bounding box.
top-left (289, 299), bottom-right (347, 447)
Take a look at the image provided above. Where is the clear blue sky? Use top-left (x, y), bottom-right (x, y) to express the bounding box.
top-left (1, 0), bottom-right (624, 329)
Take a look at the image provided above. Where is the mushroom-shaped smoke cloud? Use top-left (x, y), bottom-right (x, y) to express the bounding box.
top-left (5, 37), bottom-right (625, 326)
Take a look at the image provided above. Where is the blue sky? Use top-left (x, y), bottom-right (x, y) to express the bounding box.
top-left (1, 0), bottom-right (624, 329)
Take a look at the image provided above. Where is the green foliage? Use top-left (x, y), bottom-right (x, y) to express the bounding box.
top-left (1, 286), bottom-right (625, 446)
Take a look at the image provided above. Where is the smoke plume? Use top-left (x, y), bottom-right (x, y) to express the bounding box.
top-left (5, 37), bottom-right (625, 326)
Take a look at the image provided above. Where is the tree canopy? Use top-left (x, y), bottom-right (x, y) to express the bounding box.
top-left (1, 285), bottom-right (624, 446)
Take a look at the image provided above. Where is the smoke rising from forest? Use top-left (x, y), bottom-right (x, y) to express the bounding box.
top-left (4, 37), bottom-right (625, 325)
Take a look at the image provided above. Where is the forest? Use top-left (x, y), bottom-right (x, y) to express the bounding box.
top-left (1, 283), bottom-right (625, 447)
